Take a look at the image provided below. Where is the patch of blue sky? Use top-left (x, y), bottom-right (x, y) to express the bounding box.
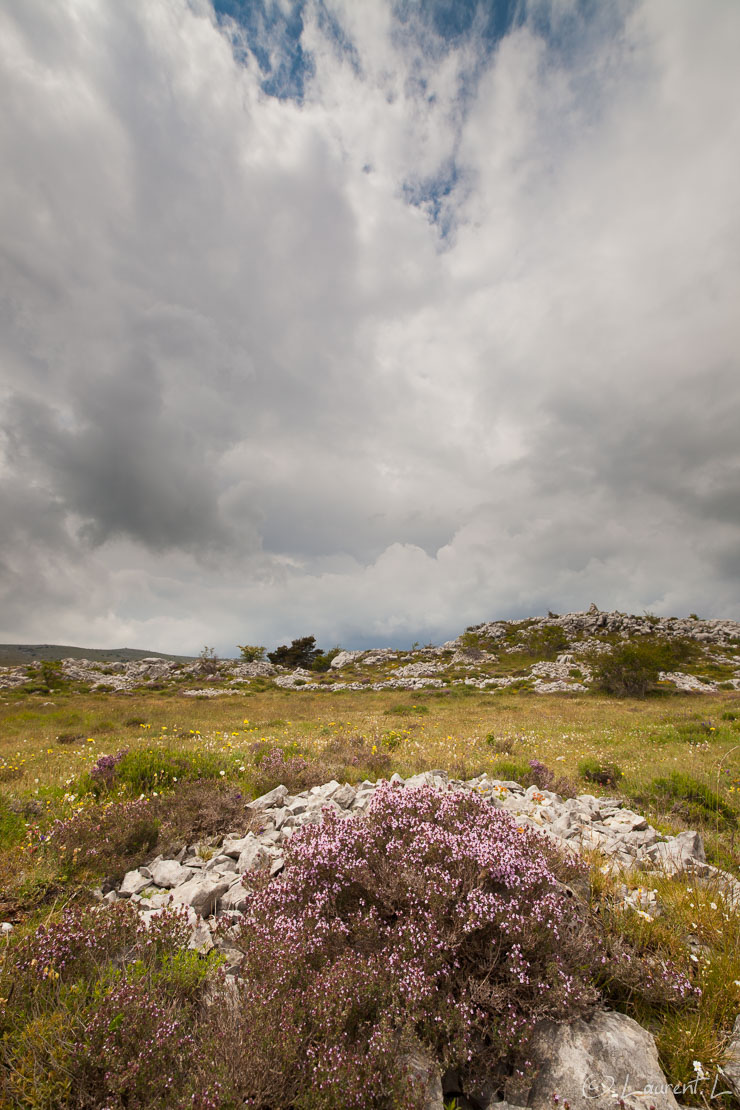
top-left (212, 0), bottom-right (312, 100)
top-left (212, 0), bottom-right (361, 98)
top-left (402, 159), bottom-right (466, 244)
top-left (394, 0), bottom-right (524, 50)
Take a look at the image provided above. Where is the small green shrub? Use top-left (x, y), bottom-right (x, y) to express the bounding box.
top-left (591, 637), bottom-right (699, 698)
top-left (578, 757), bottom-right (623, 787)
top-left (384, 703), bottom-right (429, 716)
top-left (111, 747), bottom-right (223, 793)
top-left (634, 771), bottom-right (737, 829)
top-left (490, 758), bottom-right (532, 783)
top-left (237, 644), bottom-right (266, 662)
top-left (519, 626), bottom-right (569, 660)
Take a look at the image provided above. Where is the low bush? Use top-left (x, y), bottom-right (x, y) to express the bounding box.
top-left (578, 757), bottom-right (623, 787)
top-left (590, 637), bottom-right (699, 698)
top-left (490, 758), bottom-right (531, 782)
top-left (0, 901), bottom-right (225, 1109)
top-left (43, 798), bottom-right (161, 880)
top-left (43, 781), bottom-right (253, 880)
top-left (78, 746), bottom-right (225, 796)
top-left (248, 746), bottom-right (327, 798)
top-left (214, 785), bottom-right (693, 1107)
top-left (634, 771), bottom-right (737, 830)
top-left (518, 626), bottom-right (569, 660)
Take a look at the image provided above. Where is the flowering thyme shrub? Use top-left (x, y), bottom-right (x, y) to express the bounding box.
top-left (249, 746), bottom-right (322, 796)
top-left (43, 797), bottom-right (160, 880)
top-left (42, 782), bottom-right (252, 881)
top-left (89, 747), bottom-right (129, 791)
top-left (0, 902), bottom-right (226, 1109)
top-left (213, 784), bottom-right (693, 1108)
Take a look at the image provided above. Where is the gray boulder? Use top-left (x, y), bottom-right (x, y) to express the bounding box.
top-left (720, 1014), bottom-right (740, 1099)
top-left (522, 1011), bottom-right (679, 1110)
top-left (399, 1046), bottom-right (444, 1110)
top-left (643, 830), bottom-right (706, 876)
top-left (147, 859), bottom-right (194, 888)
top-left (170, 875), bottom-right (231, 916)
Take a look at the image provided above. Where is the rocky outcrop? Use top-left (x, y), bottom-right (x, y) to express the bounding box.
top-left (3, 608), bottom-right (738, 691)
top-left (105, 771), bottom-right (728, 967)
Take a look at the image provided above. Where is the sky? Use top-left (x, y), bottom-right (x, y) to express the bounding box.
top-left (1, 0), bottom-right (739, 656)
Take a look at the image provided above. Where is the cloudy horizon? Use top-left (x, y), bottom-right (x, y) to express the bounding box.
top-left (1, 0), bottom-right (739, 656)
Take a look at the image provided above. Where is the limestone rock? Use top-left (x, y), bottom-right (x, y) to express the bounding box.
top-left (523, 1011), bottom-right (679, 1110)
top-left (399, 1047), bottom-right (444, 1110)
top-left (720, 1014), bottom-right (740, 1099)
top-left (147, 859), bottom-right (194, 888)
top-left (170, 875), bottom-right (230, 915)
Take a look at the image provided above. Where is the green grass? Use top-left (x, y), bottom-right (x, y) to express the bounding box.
top-left (2, 681), bottom-right (740, 1104)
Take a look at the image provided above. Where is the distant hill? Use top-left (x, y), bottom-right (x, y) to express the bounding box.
top-left (0, 644), bottom-right (197, 666)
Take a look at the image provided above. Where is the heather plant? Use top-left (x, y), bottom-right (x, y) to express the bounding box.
top-left (43, 797), bottom-right (160, 880)
top-left (0, 901), bottom-right (227, 1109)
top-left (215, 785), bottom-right (693, 1107)
top-left (42, 781), bottom-right (253, 881)
top-left (89, 747), bottom-right (128, 790)
top-left (248, 746), bottom-right (327, 797)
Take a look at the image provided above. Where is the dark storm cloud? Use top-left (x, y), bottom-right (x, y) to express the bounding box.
top-left (0, 0), bottom-right (739, 653)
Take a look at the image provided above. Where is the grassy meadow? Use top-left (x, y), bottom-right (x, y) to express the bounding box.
top-left (2, 680), bottom-right (740, 1106)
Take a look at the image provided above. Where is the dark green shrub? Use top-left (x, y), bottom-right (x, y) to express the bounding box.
top-left (635, 772), bottom-right (737, 829)
top-left (490, 758), bottom-right (532, 783)
top-left (267, 636), bottom-right (322, 668)
top-left (591, 637), bottom-right (700, 698)
top-left (591, 642), bottom-right (663, 697)
top-left (578, 757), bottom-right (623, 787)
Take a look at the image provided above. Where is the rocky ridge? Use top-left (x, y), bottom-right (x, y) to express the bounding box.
top-left (89, 772), bottom-right (740, 1110)
top-left (2, 607), bottom-right (739, 694)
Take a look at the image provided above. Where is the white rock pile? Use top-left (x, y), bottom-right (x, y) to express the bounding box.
top-left (93, 771), bottom-right (740, 1109)
top-left (105, 771), bottom-right (738, 962)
